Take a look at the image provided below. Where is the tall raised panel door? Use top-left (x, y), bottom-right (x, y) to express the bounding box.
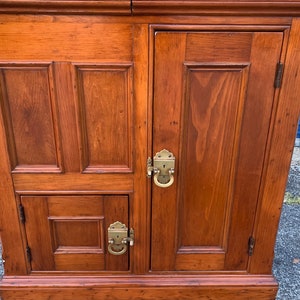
top-left (0, 22), bottom-right (143, 275)
top-left (151, 30), bottom-right (283, 271)
top-left (0, 2), bottom-right (300, 299)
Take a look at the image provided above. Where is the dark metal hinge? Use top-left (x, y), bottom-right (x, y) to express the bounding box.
top-left (19, 204), bottom-right (26, 224)
top-left (248, 236), bottom-right (255, 256)
top-left (26, 246), bottom-right (32, 263)
top-left (274, 62), bottom-right (284, 88)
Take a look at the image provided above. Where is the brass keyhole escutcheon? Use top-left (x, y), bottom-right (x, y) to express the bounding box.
top-left (147, 149), bottom-right (175, 188)
top-left (107, 221), bottom-right (134, 256)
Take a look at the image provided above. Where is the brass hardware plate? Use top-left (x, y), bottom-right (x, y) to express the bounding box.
top-left (107, 221), bottom-right (134, 256)
top-left (147, 149), bottom-right (175, 187)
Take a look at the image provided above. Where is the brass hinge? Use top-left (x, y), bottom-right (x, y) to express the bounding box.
top-left (26, 246), bottom-right (32, 263)
top-left (19, 204), bottom-right (26, 224)
top-left (274, 62), bottom-right (284, 88)
top-left (248, 236), bottom-right (255, 256)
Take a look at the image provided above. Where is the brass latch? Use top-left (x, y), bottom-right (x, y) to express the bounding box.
top-left (107, 221), bottom-right (134, 256)
top-left (147, 149), bottom-right (175, 188)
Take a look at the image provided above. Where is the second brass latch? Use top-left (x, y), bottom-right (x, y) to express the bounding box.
top-left (107, 221), bottom-right (134, 256)
top-left (147, 149), bottom-right (175, 188)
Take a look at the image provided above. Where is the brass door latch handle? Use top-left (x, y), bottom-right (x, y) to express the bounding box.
top-left (107, 221), bottom-right (134, 256)
top-left (147, 149), bottom-right (175, 188)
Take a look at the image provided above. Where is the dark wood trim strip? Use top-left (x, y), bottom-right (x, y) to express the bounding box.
top-left (132, 1), bottom-right (300, 16)
top-left (0, 0), bottom-right (131, 15)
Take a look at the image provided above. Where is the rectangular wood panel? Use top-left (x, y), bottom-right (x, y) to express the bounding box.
top-left (51, 219), bottom-right (103, 248)
top-left (47, 196), bottom-right (104, 216)
top-left (51, 218), bottom-right (105, 271)
top-left (178, 64), bottom-right (249, 251)
top-left (175, 253), bottom-right (225, 270)
top-left (54, 253), bottom-right (105, 271)
top-left (13, 173), bottom-right (133, 191)
top-left (76, 64), bottom-right (133, 173)
top-left (186, 32), bottom-right (253, 62)
top-left (0, 22), bottom-right (133, 62)
top-left (0, 63), bottom-right (61, 172)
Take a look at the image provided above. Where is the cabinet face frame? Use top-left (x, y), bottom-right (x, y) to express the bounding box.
top-left (0, 14), bottom-right (299, 299)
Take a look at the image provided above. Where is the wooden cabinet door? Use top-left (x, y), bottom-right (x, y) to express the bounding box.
top-left (151, 31), bottom-right (283, 271)
top-left (21, 195), bottom-right (129, 271)
top-left (0, 19), bottom-right (148, 274)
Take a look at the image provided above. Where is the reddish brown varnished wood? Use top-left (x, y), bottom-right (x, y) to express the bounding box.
top-left (0, 63), bottom-right (61, 172)
top-left (131, 24), bottom-right (149, 275)
top-left (0, 3), bottom-right (299, 299)
top-left (75, 63), bottom-right (133, 173)
top-left (132, 0), bottom-right (300, 16)
top-left (21, 195), bottom-right (129, 272)
top-left (0, 18), bottom-right (137, 277)
top-left (0, 275), bottom-right (278, 299)
top-left (0, 0), bottom-right (131, 15)
top-left (0, 87), bottom-right (28, 275)
top-left (225, 31), bottom-right (284, 270)
top-left (0, 22), bottom-right (133, 62)
top-left (53, 63), bottom-right (81, 173)
top-left (250, 18), bottom-right (300, 274)
top-left (151, 29), bottom-right (283, 272)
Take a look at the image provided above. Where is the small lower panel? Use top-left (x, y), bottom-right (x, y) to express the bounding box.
top-left (0, 275), bottom-right (278, 299)
top-left (20, 195), bottom-right (129, 272)
top-left (175, 253), bottom-right (225, 270)
top-left (54, 253), bottom-right (104, 271)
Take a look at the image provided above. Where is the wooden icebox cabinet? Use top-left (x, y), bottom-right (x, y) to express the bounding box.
top-left (0, 0), bottom-right (300, 299)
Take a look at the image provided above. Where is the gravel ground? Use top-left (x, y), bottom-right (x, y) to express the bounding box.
top-left (285, 147), bottom-right (300, 200)
top-left (274, 147), bottom-right (300, 300)
top-left (274, 204), bottom-right (300, 299)
top-left (0, 148), bottom-right (299, 299)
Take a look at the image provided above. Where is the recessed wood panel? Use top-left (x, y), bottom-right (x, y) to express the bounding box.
top-left (76, 64), bottom-right (133, 173)
top-left (0, 63), bottom-right (60, 172)
top-left (179, 64), bottom-right (249, 251)
top-left (52, 219), bottom-right (103, 248)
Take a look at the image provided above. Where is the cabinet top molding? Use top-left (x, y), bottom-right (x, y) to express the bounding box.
top-left (133, 0), bottom-right (300, 16)
top-left (0, 0), bottom-right (131, 15)
top-left (1, 0), bottom-right (300, 15)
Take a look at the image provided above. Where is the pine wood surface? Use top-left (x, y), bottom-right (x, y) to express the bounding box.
top-left (0, 3), bottom-right (300, 299)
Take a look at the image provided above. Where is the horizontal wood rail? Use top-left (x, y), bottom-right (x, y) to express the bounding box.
top-left (1, 275), bottom-right (278, 299)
